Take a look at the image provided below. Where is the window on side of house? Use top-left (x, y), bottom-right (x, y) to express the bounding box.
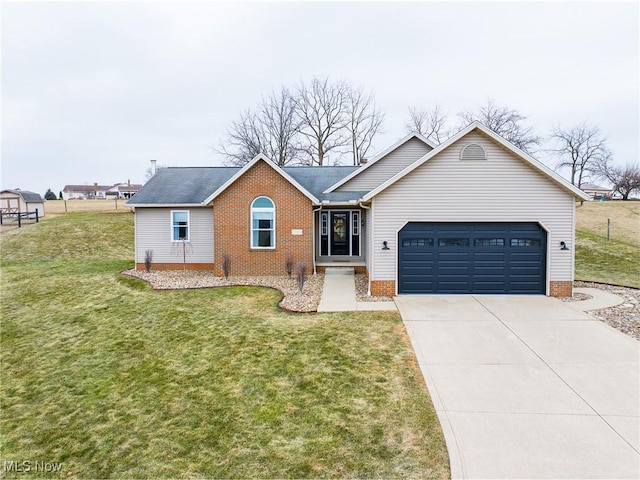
top-left (172, 210), bottom-right (190, 241)
top-left (251, 196), bottom-right (275, 249)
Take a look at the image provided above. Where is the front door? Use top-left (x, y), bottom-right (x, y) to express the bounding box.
top-left (331, 212), bottom-right (350, 255)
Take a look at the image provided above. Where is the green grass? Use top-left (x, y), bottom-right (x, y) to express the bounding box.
top-left (575, 201), bottom-right (640, 288)
top-left (0, 213), bottom-right (449, 478)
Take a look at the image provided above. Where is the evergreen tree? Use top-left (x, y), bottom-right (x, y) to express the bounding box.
top-left (44, 189), bottom-right (57, 200)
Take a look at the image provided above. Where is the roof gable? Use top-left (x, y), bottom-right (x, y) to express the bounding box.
top-left (203, 154), bottom-right (319, 205)
top-left (323, 132), bottom-right (436, 193)
top-left (363, 122), bottom-right (590, 202)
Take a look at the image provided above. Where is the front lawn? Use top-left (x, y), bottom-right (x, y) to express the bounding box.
top-left (0, 212), bottom-right (449, 478)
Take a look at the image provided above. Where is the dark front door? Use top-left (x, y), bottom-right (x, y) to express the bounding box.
top-left (331, 212), bottom-right (350, 255)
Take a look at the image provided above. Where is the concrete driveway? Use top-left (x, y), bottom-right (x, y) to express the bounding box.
top-left (396, 295), bottom-right (639, 479)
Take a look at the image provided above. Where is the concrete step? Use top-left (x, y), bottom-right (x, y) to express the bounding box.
top-left (324, 267), bottom-right (355, 276)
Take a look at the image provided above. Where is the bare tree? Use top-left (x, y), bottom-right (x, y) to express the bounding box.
top-left (294, 77), bottom-right (351, 166)
top-left (215, 87), bottom-right (301, 167)
top-left (459, 98), bottom-right (541, 153)
top-left (259, 87), bottom-right (302, 166)
top-left (144, 164), bottom-right (167, 181)
top-left (404, 105), bottom-right (448, 144)
top-left (550, 122), bottom-right (610, 187)
top-left (597, 159), bottom-right (640, 200)
top-left (216, 108), bottom-right (264, 166)
top-left (215, 78), bottom-right (384, 167)
top-left (346, 86), bottom-right (385, 165)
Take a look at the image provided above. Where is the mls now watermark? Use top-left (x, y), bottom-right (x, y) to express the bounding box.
top-left (3, 460), bottom-right (63, 473)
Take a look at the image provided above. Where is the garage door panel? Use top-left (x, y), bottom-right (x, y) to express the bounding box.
top-left (399, 222), bottom-right (546, 294)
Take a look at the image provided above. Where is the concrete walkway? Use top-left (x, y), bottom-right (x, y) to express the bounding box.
top-left (396, 294), bottom-right (640, 479)
top-left (317, 268), bottom-right (397, 312)
top-left (568, 287), bottom-right (625, 312)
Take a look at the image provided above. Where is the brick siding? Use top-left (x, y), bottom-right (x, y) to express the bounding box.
top-left (212, 160), bottom-right (313, 277)
top-left (549, 280), bottom-right (573, 298)
top-left (371, 280), bottom-right (396, 297)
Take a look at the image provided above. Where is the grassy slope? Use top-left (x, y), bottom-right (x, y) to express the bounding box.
top-left (0, 212), bottom-right (449, 479)
top-left (575, 201), bottom-right (640, 288)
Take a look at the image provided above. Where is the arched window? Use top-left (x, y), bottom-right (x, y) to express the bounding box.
top-left (251, 196), bottom-right (275, 248)
top-left (460, 143), bottom-right (487, 161)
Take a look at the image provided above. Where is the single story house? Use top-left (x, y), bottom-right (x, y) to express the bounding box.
top-left (580, 183), bottom-right (612, 200)
top-left (0, 189), bottom-right (45, 218)
top-left (106, 182), bottom-right (143, 199)
top-left (127, 122), bottom-right (590, 297)
top-left (62, 184), bottom-right (113, 200)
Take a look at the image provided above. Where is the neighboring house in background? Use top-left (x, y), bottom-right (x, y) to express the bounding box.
top-left (0, 189), bottom-right (45, 218)
top-left (106, 182), bottom-right (143, 199)
top-left (580, 183), bottom-right (612, 200)
top-left (62, 184), bottom-right (112, 200)
top-left (127, 122), bottom-right (590, 297)
top-left (62, 182), bottom-right (142, 200)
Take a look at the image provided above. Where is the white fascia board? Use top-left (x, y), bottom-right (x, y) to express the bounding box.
top-left (323, 132), bottom-right (438, 194)
top-left (363, 121), bottom-right (591, 202)
top-left (202, 154), bottom-right (319, 205)
top-left (125, 203), bottom-right (206, 208)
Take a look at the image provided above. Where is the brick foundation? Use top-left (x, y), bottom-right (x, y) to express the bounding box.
top-left (136, 262), bottom-right (214, 271)
top-left (371, 280), bottom-right (396, 297)
top-left (549, 281), bottom-right (573, 298)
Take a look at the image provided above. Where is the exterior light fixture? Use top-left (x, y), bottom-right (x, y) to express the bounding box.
top-left (382, 241), bottom-right (390, 250)
top-left (560, 241), bottom-right (569, 251)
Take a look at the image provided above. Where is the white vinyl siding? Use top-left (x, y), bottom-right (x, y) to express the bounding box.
top-left (337, 137), bottom-right (432, 192)
top-left (135, 207), bottom-right (214, 265)
top-left (372, 131), bottom-right (576, 289)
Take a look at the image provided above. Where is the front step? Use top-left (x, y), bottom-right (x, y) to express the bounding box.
top-left (324, 267), bottom-right (355, 276)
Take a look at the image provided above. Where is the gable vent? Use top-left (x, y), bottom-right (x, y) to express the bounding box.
top-left (460, 143), bottom-right (487, 161)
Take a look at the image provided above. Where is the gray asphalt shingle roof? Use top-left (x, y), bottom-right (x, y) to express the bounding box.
top-left (128, 164), bottom-right (365, 205)
top-left (1, 189), bottom-right (44, 203)
top-left (127, 167), bottom-right (239, 205)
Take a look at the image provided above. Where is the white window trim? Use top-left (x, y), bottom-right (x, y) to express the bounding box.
top-left (321, 212), bottom-right (328, 236)
top-left (352, 211), bottom-right (360, 236)
top-left (171, 210), bottom-right (190, 242)
top-left (250, 196), bottom-right (276, 249)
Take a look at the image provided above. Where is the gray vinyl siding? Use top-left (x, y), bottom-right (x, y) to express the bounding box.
top-left (135, 207), bottom-right (214, 265)
top-left (372, 131), bottom-right (576, 289)
top-left (337, 138), bottom-right (432, 192)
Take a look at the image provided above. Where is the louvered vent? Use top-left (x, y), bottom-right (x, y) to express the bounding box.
top-left (460, 143), bottom-right (487, 161)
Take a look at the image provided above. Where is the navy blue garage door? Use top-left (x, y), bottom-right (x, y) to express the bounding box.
top-left (398, 222), bottom-right (546, 294)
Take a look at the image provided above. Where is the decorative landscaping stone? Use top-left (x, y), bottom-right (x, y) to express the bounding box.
top-left (123, 270), bottom-right (324, 313)
top-left (574, 281), bottom-right (640, 341)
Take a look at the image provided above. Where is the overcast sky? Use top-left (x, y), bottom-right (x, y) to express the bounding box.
top-left (2, 1), bottom-right (638, 197)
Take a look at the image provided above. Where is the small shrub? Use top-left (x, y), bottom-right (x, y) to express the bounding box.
top-left (285, 253), bottom-right (294, 278)
top-left (144, 250), bottom-right (153, 272)
top-left (222, 253), bottom-right (231, 279)
top-left (296, 261), bottom-right (307, 293)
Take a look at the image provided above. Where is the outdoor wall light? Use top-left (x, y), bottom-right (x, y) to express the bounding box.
top-left (382, 241), bottom-right (390, 250)
top-left (560, 241), bottom-right (569, 251)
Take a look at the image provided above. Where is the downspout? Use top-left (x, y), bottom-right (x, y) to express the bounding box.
top-left (312, 205), bottom-right (323, 275)
top-left (359, 201), bottom-right (371, 295)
